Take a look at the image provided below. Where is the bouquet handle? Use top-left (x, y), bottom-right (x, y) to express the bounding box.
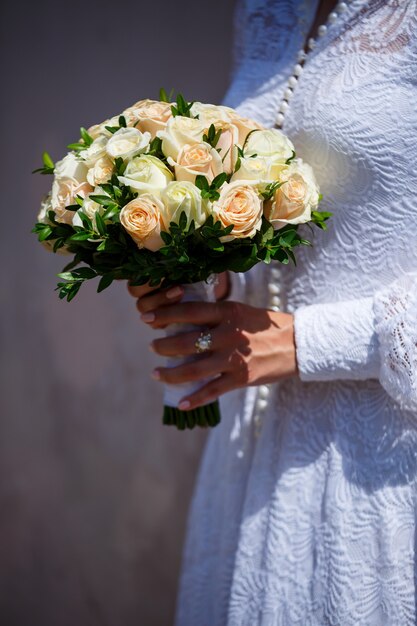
top-left (162, 274), bottom-right (221, 429)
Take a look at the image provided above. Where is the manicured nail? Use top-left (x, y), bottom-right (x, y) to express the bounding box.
top-left (152, 369), bottom-right (160, 380)
top-left (178, 400), bottom-right (190, 410)
top-left (166, 286), bottom-right (183, 299)
top-left (141, 312), bottom-right (155, 323)
top-left (149, 342), bottom-right (156, 352)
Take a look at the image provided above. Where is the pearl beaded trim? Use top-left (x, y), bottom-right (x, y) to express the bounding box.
top-left (274, 1), bottom-right (350, 129)
top-left (254, 1), bottom-right (350, 439)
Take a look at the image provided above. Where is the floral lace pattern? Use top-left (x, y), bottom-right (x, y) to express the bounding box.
top-left (175, 1), bottom-right (417, 624)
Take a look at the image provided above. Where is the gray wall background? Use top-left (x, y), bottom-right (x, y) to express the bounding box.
top-left (0, 1), bottom-right (235, 624)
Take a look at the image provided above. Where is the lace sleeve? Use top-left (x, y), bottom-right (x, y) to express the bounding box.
top-left (294, 273), bottom-right (417, 411)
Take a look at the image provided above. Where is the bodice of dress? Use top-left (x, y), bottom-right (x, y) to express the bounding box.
top-left (224, 0), bottom-right (417, 409)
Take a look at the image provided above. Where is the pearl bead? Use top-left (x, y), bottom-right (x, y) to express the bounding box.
top-left (279, 100), bottom-right (289, 113)
top-left (275, 113), bottom-right (284, 126)
top-left (268, 283), bottom-right (280, 295)
top-left (271, 295), bottom-right (281, 307)
top-left (293, 63), bottom-right (303, 76)
top-left (337, 1), bottom-right (347, 12)
top-left (318, 25), bottom-right (327, 37)
top-left (259, 385), bottom-right (270, 399)
top-left (328, 11), bottom-right (338, 23)
top-left (284, 88), bottom-right (293, 100)
top-left (297, 49), bottom-right (307, 63)
top-left (288, 76), bottom-right (298, 88)
top-left (307, 38), bottom-right (316, 50)
top-left (256, 398), bottom-right (268, 411)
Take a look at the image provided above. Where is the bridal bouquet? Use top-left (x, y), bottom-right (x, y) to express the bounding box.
top-left (33, 91), bottom-right (330, 429)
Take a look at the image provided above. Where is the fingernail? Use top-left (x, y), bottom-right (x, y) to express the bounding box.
top-left (141, 312), bottom-right (155, 323)
top-left (152, 369), bottom-right (160, 380)
top-left (149, 342), bottom-right (156, 352)
top-left (166, 286), bottom-right (183, 299)
top-left (178, 400), bottom-right (190, 410)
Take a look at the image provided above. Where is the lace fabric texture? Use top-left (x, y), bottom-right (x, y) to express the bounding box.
top-left (175, 1), bottom-right (417, 624)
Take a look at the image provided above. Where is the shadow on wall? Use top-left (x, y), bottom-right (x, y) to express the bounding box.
top-left (0, 0), bottom-right (236, 624)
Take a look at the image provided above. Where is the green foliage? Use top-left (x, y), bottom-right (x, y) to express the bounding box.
top-left (285, 150), bottom-right (296, 165)
top-left (195, 173), bottom-right (228, 201)
top-left (67, 127), bottom-right (94, 153)
top-left (170, 93), bottom-right (195, 118)
top-left (311, 210), bottom-right (332, 230)
top-left (261, 180), bottom-right (285, 201)
top-left (104, 115), bottom-right (127, 134)
top-left (159, 87), bottom-right (174, 103)
top-left (202, 124), bottom-right (222, 149)
top-left (32, 152), bottom-right (55, 175)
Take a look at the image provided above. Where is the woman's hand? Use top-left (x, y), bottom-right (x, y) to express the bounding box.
top-left (129, 283), bottom-right (298, 409)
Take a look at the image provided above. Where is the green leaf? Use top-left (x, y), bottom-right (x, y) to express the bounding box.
top-left (42, 152), bottom-right (54, 169)
top-left (285, 150), bottom-right (296, 165)
top-left (80, 127), bottom-right (93, 147)
top-left (38, 226), bottom-right (53, 241)
top-left (118, 115), bottom-right (127, 128)
top-left (89, 194), bottom-right (115, 207)
top-left (195, 175), bottom-right (209, 191)
top-left (95, 212), bottom-right (106, 236)
top-left (211, 172), bottom-right (228, 189)
top-left (69, 232), bottom-right (94, 241)
top-left (97, 274), bottom-right (114, 293)
top-left (160, 231), bottom-right (172, 245)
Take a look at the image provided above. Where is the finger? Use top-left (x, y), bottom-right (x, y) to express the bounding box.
top-left (151, 327), bottom-right (222, 357)
top-left (178, 373), bottom-right (236, 410)
top-left (142, 300), bottom-right (227, 328)
top-left (136, 286), bottom-right (184, 314)
top-left (153, 353), bottom-right (224, 385)
top-left (127, 281), bottom-right (160, 299)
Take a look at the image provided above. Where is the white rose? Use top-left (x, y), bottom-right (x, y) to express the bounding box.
top-left (106, 127), bottom-right (151, 160)
top-left (79, 136), bottom-right (109, 166)
top-left (120, 194), bottom-right (166, 252)
top-left (161, 181), bottom-right (209, 229)
top-left (37, 194), bottom-right (71, 255)
top-left (86, 156), bottom-right (114, 186)
top-left (168, 142), bottom-right (224, 184)
top-left (190, 102), bottom-right (232, 126)
top-left (71, 196), bottom-right (102, 228)
top-left (264, 159), bottom-right (320, 227)
top-left (54, 152), bottom-right (88, 183)
top-left (157, 116), bottom-right (206, 160)
top-left (117, 155), bottom-right (173, 194)
top-left (212, 180), bottom-right (263, 241)
top-left (244, 129), bottom-right (295, 164)
top-left (231, 155), bottom-right (285, 182)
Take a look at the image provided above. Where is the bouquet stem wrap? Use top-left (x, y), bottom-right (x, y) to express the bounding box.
top-left (162, 274), bottom-right (221, 429)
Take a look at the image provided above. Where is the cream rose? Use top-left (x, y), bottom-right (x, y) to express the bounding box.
top-left (117, 155), bottom-right (173, 194)
top-left (51, 179), bottom-right (93, 225)
top-left (205, 121), bottom-right (240, 175)
top-left (212, 181), bottom-right (263, 241)
top-left (226, 111), bottom-right (264, 146)
top-left (264, 159), bottom-right (320, 227)
top-left (161, 181), bottom-right (209, 228)
top-left (244, 129), bottom-right (295, 164)
top-left (168, 142), bottom-right (224, 184)
top-left (157, 116), bottom-right (206, 160)
top-left (126, 99), bottom-right (173, 137)
top-left (106, 127), bottom-right (151, 160)
top-left (86, 156), bottom-right (114, 186)
top-left (120, 194), bottom-right (166, 251)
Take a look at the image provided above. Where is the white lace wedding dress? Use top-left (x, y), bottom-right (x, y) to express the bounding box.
top-left (175, 1), bottom-right (417, 624)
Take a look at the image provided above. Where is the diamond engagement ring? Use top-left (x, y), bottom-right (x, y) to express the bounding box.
top-left (195, 331), bottom-right (213, 354)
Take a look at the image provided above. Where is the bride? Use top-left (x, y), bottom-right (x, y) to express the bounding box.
top-left (129, 1), bottom-right (417, 624)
